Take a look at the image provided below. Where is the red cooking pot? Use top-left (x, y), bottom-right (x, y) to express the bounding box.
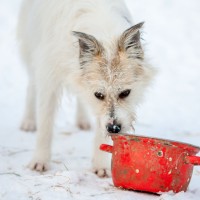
top-left (100, 134), bottom-right (200, 193)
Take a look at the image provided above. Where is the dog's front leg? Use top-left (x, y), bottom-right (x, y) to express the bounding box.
top-left (92, 120), bottom-right (112, 177)
top-left (20, 78), bottom-right (36, 132)
top-left (76, 98), bottom-right (91, 130)
top-left (29, 80), bottom-right (61, 172)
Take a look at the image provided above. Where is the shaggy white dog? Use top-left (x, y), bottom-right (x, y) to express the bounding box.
top-left (17, 0), bottom-right (154, 177)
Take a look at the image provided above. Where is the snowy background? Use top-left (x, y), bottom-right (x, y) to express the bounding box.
top-left (0, 0), bottom-right (200, 199)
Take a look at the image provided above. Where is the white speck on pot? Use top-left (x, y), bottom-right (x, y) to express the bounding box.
top-left (135, 169), bottom-right (139, 173)
top-left (168, 170), bottom-right (172, 174)
top-left (169, 157), bottom-right (172, 161)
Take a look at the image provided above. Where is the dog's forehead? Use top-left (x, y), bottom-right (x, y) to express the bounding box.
top-left (83, 51), bottom-right (138, 92)
top-left (99, 54), bottom-right (135, 88)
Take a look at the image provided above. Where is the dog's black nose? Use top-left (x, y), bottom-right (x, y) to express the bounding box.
top-left (106, 123), bottom-right (121, 134)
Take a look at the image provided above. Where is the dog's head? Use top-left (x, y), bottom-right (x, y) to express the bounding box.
top-left (73, 22), bottom-right (155, 134)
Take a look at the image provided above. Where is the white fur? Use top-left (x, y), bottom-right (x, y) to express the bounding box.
top-left (18, 0), bottom-right (153, 175)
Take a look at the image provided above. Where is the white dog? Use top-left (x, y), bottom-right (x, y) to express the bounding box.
top-left (17, 0), bottom-right (154, 177)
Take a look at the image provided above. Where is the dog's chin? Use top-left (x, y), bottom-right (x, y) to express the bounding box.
top-left (121, 125), bottom-right (135, 135)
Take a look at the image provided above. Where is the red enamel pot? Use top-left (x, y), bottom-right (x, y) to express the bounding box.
top-left (100, 134), bottom-right (200, 193)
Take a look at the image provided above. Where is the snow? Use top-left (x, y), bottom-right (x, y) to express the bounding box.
top-left (0, 0), bottom-right (200, 199)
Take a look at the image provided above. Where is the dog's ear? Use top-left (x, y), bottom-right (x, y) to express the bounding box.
top-left (72, 31), bottom-right (104, 65)
top-left (118, 22), bottom-right (144, 60)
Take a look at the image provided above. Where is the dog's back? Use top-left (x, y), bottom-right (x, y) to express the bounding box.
top-left (17, 0), bottom-right (132, 72)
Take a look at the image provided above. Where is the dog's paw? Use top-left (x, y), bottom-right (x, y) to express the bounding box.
top-left (93, 168), bottom-right (111, 178)
top-left (28, 158), bottom-right (49, 172)
top-left (28, 150), bottom-right (51, 172)
top-left (77, 120), bottom-right (91, 130)
top-left (20, 119), bottom-right (36, 132)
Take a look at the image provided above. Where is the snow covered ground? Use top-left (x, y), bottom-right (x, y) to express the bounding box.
top-left (0, 0), bottom-right (200, 199)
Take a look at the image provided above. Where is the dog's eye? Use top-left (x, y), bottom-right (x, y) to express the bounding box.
top-left (94, 92), bottom-right (105, 100)
top-left (119, 89), bottom-right (131, 99)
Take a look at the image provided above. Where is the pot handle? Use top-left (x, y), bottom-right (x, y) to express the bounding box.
top-left (99, 144), bottom-right (113, 153)
top-left (186, 155), bottom-right (200, 165)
